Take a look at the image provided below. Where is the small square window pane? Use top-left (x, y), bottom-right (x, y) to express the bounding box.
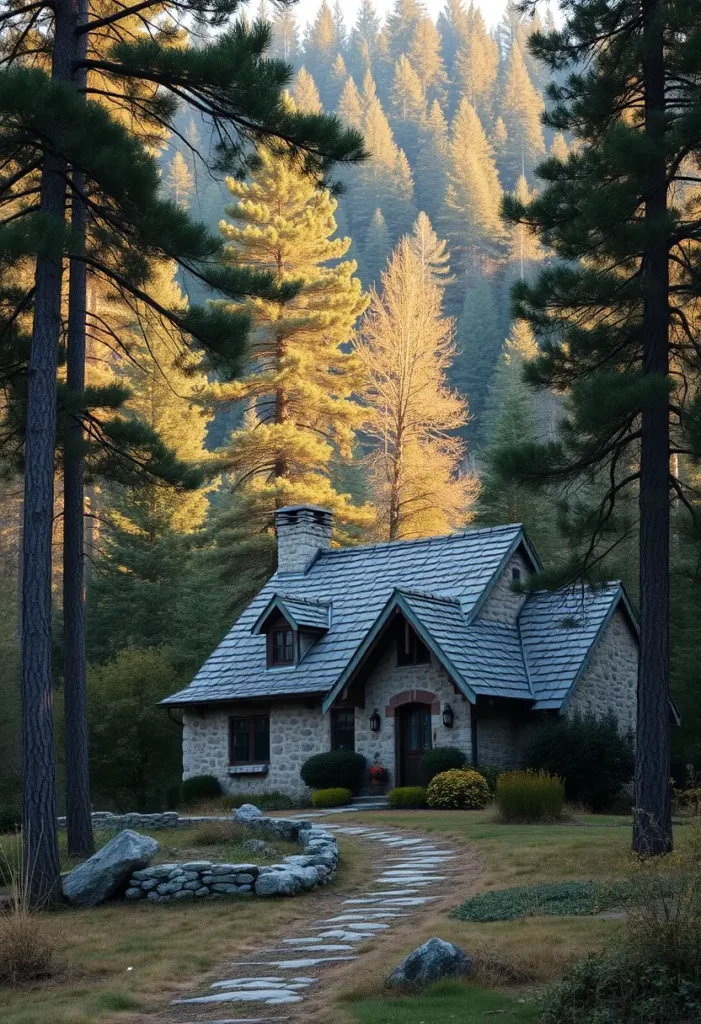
top-left (253, 718), bottom-right (270, 761)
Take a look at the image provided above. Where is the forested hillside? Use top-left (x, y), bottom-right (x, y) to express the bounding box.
top-left (167, 0), bottom-right (560, 454)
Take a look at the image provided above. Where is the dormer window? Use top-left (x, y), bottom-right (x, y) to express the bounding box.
top-left (269, 626), bottom-right (294, 667)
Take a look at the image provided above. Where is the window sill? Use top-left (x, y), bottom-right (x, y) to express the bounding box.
top-left (228, 763), bottom-right (269, 776)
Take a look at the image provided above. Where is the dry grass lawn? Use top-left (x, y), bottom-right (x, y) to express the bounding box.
top-left (311, 809), bottom-right (691, 1019)
top-left (0, 826), bottom-right (371, 1024)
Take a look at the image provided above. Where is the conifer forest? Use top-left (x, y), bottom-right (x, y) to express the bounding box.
top-left (2, 0), bottom-right (701, 905)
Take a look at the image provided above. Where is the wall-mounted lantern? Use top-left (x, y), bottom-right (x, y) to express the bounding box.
top-left (369, 708), bottom-right (382, 733)
top-left (442, 703), bottom-right (454, 728)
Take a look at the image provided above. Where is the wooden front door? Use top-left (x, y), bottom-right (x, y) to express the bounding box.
top-left (397, 703), bottom-right (432, 786)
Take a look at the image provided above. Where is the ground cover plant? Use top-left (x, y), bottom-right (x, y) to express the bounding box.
top-left (451, 880), bottom-right (637, 922)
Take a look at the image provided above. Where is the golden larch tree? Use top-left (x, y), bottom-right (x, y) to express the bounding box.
top-left (357, 234), bottom-right (478, 540)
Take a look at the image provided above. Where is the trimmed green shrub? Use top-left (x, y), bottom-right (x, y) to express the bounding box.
top-left (475, 763), bottom-right (502, 793)
top-left (420, 746), bottom-right (467, 784)
top-left (300, 751), bottom-right (367, 794)
top-left (524, 710), bottom-right (634, 810)
top-left (495, 770), bottom-right (564, 823)
top-left (427, 769), bottom-right (490, 809)
top-left (179, 774), bottom-right (222, 805)
top-left (388, 786), bottom-right (428, 809)
top-left (311, 787), bottom-right (352, 808)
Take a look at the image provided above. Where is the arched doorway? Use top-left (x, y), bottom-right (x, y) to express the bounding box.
top-left (396, 702), bottom-right (432, 786)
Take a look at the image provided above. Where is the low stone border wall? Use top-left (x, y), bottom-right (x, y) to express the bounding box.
top-left (123, 816), bottom-right (338, 903)
top-left (57, 811), bottom-right (180, 832)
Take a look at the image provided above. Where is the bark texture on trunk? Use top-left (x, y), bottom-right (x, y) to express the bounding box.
top-left (62, 0), bottom-right (94, 861)
top-left (633, 0), bottom-right (673, 857)
top-left (22, 0), bottom-right (78, 906)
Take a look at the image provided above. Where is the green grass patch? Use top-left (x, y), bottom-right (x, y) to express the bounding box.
top-left (87, 992), bottom-right (143, 1012)
top-left (347, 980), bottom-right (536, 1023)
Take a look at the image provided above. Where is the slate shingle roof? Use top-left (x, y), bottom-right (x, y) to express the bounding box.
top-left (519, 583), bottom-right (635, 710)
top-left (251, 594), bottom-right (331, 633)
top-left (162, 523), bottom-right (635, 711)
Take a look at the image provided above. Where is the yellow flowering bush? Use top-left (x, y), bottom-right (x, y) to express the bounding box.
top-left (426, 769), bottom-right (490, 810)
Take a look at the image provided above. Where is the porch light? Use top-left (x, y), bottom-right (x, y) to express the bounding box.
top-left (442, 703), bottom-right (454, 728)
top-left (369, 708), bottom-right (381, 733)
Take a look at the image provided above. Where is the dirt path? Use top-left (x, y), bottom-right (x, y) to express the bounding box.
top-left (156, 819), bottom-right (480, 1024)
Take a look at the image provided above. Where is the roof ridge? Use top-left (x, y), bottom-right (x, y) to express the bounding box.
top-left (526, 581), bottom-right (621, 598)
top-left (275, 593), bottom-right (331, 607)
top-left (397, 587), bottom-right (462, 607)
top-left (318, 523), bottom-right (524, 559)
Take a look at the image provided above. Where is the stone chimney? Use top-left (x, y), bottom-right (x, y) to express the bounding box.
top-left (274, 505), bottom-right (333, 574)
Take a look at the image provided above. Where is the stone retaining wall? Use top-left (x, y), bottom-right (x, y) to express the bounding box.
top-left (57, 811), bottom-right (180, 832)
top-left (122, 814), bottom-right (339, 903)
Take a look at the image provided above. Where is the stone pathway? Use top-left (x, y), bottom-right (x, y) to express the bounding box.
top-left (162, 822), bottom-right (463, 1023)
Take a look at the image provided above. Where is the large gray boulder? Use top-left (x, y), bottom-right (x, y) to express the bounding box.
top-left (63, 829), bottom-right (159, 907)
top-left (234, 803), bottom-right (263, 823)
top-left (388, 938), bottom-right (472, 988)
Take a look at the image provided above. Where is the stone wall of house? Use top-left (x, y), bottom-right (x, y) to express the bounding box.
top-left (182, 702), bottom-right (328, 799)
top-left (478, 551), bottom-right (530, 625)
top-left (567, 607), bottom-right (638, 733)
top-left (354, 645), bottom-right (473, 787)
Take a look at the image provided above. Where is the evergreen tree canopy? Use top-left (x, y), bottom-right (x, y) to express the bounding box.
top-left (338, 75), bottom-right (364, 129)
top-left (385, 0), bottom-right (428, 62)
top-left (499, 40), bottom-right (545, 187)
top-left (217, 145), bottom-right (370, 526)
top-left (166, 151), bottom-right (194, 210)
top-left (445, 98), bottom-right (504, 266)
top-left (363, 208), bottom-right (391, 288)
top-left (390, 55), bottom-right (426, 163)
top-left (415, 99), bottom-right (450, 226)
top-left (292, 67), bottom-right (323, 113)
top-left (408, 17), bottom-right (448, 106)
top-left (454, 4), bottom-right (498, 121)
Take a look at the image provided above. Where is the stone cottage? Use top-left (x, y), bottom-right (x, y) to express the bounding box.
top-left (162, 505), bottom-right (639, 799)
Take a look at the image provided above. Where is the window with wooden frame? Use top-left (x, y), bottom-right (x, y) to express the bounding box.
top-left (397, 621), bottom-right (430, 666)
top-left (229, 715), bottom-right (270, 765)
top-left (330, 709), bottom-right (355, 751)
top-left (266, 618), bottom-right (295, 667)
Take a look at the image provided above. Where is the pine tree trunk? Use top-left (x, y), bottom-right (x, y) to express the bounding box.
top-left (63, 0), bottom-right (93, 859)
top-left (22, 0), bottom-right (78, 906)
top-left (633, 0), bottom-right (673, 857)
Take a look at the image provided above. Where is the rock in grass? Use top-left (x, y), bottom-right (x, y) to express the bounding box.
top-left (62, 830), bottom-right (159, 907)
top-left (388, 938), bottom-right (472, 988)
top-left (234, 803), bottom-right (263, 823)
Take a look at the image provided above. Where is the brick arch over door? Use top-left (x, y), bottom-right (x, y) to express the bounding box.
top-left (385, 689), bottom-right (441, 717)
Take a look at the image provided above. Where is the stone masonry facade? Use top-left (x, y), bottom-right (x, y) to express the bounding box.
top-left (567, 607), bottom-right (638, 733)
top-left (354, 644), bottom-right (472, 788)
top-left (183, 702), bottom-right (329, 800)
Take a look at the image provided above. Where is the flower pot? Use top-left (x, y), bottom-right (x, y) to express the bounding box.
top-left (369, 779), bottom-right (387, 796)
